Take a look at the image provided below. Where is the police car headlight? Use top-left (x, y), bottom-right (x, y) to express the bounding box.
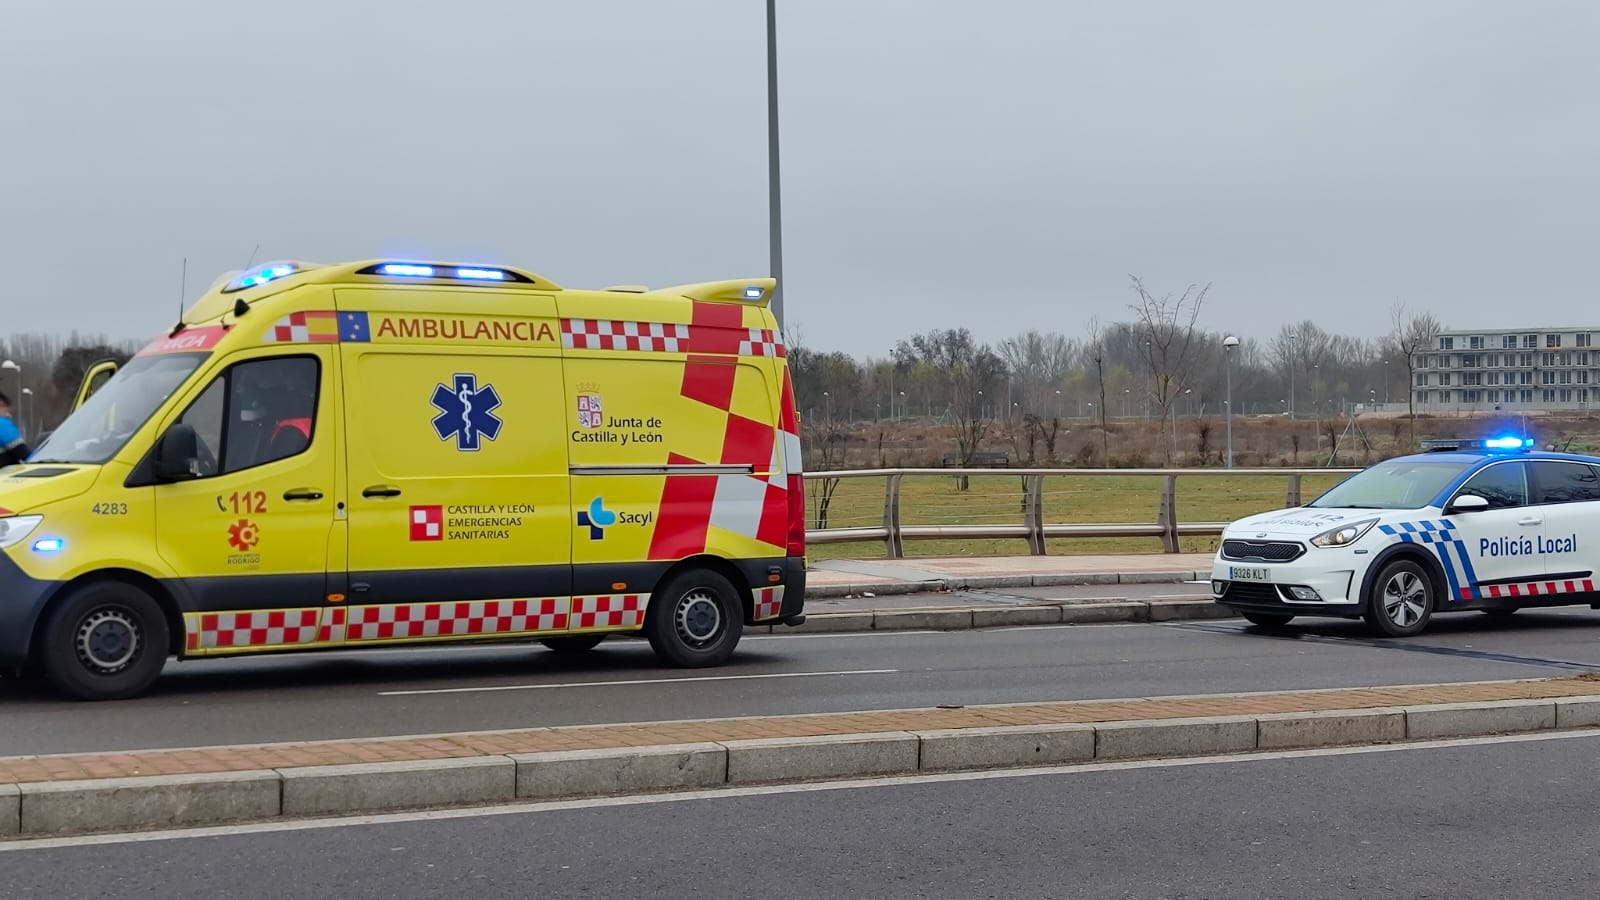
top-left (1310, 518), bottom-right (1378, 548)
top-left (0, 515), bottom-right (43, 550)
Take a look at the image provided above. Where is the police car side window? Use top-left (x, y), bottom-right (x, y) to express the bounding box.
top-left (1532, 461), bottom-right (1600, 505)
top-left (1458, 462), bottom-right (1527, 510)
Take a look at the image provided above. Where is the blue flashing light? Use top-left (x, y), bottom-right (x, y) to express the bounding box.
top-left (225, 262), bottom-right (300, 292)
top-left (742, 285), bottom-right (764, 300)
top-left (380, 264), bottom-right (436, 278)
top-left (456, 267), bottom-right (507, 281)
top-left (32, 538), bottom-right (63, 553)
top-left (1484, 436), bottom-right (1532, 449)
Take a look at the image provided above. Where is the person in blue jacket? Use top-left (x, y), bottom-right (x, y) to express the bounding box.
top-left (0, 392), bottom-right (29, 466)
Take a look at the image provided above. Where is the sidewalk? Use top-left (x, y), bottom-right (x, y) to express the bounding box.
top-left (779, 553), bottom-right (1224, 632)
top-left (6, 675), bottom-right (1600, 837)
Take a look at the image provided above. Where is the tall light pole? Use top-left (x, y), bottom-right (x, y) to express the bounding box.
top-left (1288, 331), bottom-right (1297, 420)
top-left (766, 0), bottom-right (785, 330)
top-left (19, 388), bottom-right (32, 439)
top-left (1223, 336), bottom-right (1239, 469)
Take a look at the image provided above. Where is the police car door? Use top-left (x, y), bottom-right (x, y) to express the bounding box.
top-left (1525, 460), bottom-right (1600, 588)
top-left (1444, 460), bottom-right (1540, 599)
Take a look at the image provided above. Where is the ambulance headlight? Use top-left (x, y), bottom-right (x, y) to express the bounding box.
top-left (1310, 518), bottom-right (1378, 548)
top-left (0, 515), bottom-right (44, 550)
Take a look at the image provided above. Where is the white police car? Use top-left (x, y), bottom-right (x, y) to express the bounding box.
top-left (1212, 436), bottom-right (1600, 636)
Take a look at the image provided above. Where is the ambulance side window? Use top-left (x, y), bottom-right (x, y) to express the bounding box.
top-left (173, 356), bottom-right (320, 478)
top-left (1531, 461), bottom-right (1600, 505)
top-left (1457, 462), bottom-right (1528, 510)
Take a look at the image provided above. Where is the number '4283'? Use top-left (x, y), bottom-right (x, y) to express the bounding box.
top-left (91, 503), bottom-right (129, 516)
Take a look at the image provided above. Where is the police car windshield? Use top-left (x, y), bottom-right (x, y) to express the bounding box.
top-left (29, 354), bottom-right (206, 465)
top-left (1306, 459), bottom-right (1473, 510)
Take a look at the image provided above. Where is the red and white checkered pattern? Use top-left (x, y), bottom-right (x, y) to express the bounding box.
top-left (753, 586), bottom-right (785, 621)
top-left (345, 599), bottom-right (568, 641)
top-left (262, 310), bottom-right (339, 344)
top-left (562, 319), bottom-right (689, 353)
top-left (1465, 579), bottom-right (1596, 601)
top-left (187, 609), bottom-right (323, 651)
top-left (571, 595), bottom-right (647, 629)
top-left (738, 328), bottom-right (786, 358)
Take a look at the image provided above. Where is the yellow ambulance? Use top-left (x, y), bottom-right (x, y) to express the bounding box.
top-left (0, 259), bottom-right (807, 700)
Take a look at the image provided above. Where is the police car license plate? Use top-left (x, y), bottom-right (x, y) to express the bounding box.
top-left (1229, 566), bottom-right (1270, 583)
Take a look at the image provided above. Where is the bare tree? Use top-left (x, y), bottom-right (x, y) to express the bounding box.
top-left (1086, 316), bottom-right (1110, 465)
top-left (1129, 276), bottom-right (1210, 465)
top-left (1390, 301), bottom-right (1442, 450)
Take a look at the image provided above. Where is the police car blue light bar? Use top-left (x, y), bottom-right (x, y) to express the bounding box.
top-left (1420, 437), bottom-right (1535, 452)
top-left (223, 262), bottom-right (300, 293)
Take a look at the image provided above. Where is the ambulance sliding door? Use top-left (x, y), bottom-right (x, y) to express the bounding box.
top-left (335, 297), bottom-right (572, 645)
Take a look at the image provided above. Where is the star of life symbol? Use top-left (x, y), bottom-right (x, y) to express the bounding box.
top-left (430, 373), bottom-right (503, 451)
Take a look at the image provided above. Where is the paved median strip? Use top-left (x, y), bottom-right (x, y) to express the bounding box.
top-left (753, 597), bottom-right (1229, 635)
top-left (6, 675), bottom-right (1600, 839)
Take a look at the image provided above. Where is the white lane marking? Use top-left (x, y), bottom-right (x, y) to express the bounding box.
top-left (9, 727), bottom-right (1599, 852)
top-left (377, 668), bottom-right (899, 697)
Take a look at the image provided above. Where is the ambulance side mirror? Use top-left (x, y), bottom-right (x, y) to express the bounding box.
top-left (1449, 494), bottom-right (1490, 514)
top-left (153, 424), bottom-right (202, 482)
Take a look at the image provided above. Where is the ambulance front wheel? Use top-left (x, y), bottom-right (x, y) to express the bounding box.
top-left (645, 569), bottom-right (742, 668)
top-left (1362, 559), bottom-right (1435, 638)
top-left (39, 581), bottom-right (171, 701)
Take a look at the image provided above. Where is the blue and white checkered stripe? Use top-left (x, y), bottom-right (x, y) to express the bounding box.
top-left (1377, 520), bottom-right (1479, 602)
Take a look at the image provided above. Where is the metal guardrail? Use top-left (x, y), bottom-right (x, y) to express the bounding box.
top-left (801, 467), bottom-right (1361, 556)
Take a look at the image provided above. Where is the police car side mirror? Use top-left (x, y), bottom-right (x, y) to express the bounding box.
top-left (1449, 494), bottom-right (1490, 514)
top-left (153, 424), bottom-right (201, 482)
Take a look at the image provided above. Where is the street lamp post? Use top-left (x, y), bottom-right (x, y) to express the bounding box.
top-left (1223, 336), bottom-right (1239, 468)
top-left (766, 0), bottom-right (785, 330)
top-left (19, 388), bottom-right (32, 439)
top-left (1288, 331), bottom-right (1296, 420)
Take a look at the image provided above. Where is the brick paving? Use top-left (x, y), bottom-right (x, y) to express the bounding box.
top-left (3, 676), bottom-right (1598, 786)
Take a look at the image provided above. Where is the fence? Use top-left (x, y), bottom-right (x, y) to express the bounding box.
top-left (801, 467), bottom-right (1361, 557)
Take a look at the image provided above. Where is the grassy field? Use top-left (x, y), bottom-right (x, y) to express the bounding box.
top-left (804, 471), bottom-right (1350, 559)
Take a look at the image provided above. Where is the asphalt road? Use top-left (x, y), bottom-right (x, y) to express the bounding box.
top-left (6, 731), bottom-right (1600, 898)
top-left (7, 593), bottom-right (1600, 756)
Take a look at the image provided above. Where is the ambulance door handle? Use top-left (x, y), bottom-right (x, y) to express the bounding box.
top-left (363, 485), bottom-right (402, 498)
top-left (283, 489), bottom-right (324, 502)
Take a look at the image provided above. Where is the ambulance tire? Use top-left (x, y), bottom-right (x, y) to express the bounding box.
top-left (1362, 559), bottom-right (1434, 637)
top-left (644, 569), bottom-right (742, 668)
top-left (40, 582), bottom-right (171, 701)
top-left (540, 635), bottom-right (607, 654)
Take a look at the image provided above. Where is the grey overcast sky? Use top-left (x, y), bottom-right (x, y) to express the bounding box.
top-left (3, 1), bottom-right (1597, 358)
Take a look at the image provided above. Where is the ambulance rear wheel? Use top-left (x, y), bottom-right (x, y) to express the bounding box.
top-left (540, 635), bottom-right (607, 654)
top-left (40, 582), bottom-right (170, 701)
top-left (645, 569), bottom-right (741, 668)
top-left (1363, 559), bottom-right (1434, 637)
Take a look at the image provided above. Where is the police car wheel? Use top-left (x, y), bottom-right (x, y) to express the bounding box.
top-left (1363, 560), bottom-right (1434, 637)
top-left (644, 569), bottom-right (741, 668)
top-left (540, 635), bottom-right (607, 654)
top-left (40, 582), bottom-right (170, 701)
top-left (1242, 612), bottom-right (1294, 628)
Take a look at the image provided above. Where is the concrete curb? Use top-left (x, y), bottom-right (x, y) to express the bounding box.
top-left (749, 598), bottom-right (1234, 635)
top-left (804, 570), bottom-right (1207, 600)
top-left (9, 694), bottom-right (1600, 839)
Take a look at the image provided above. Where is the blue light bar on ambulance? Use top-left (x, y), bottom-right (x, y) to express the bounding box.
top-left (222, 262), bottom-right (301, 293)
top-left (742, 285), bottom-right (764, 300)
top-left (1420, 437), bottom-right (1535, 452)
top-left (356, 262), bottom-right (532, 284)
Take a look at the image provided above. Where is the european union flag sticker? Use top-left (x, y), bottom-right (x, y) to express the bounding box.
top-left (339, 311), bottom-right (372, 343)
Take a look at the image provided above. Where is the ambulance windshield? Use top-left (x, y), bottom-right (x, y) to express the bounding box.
top-left (1307, 459), bottom-right (1473, 510)
top-left (30, 354), bottom-right (206, 465)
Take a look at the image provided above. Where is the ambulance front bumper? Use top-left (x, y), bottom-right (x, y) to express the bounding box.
top-left (0, 550), bottom-right (56, 666)
top-left (1209, 547), bottom-right (1364, 616)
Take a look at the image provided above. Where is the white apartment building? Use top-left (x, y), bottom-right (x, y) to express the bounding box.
top-left (1414, 328), bottom-right (1599, 411)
